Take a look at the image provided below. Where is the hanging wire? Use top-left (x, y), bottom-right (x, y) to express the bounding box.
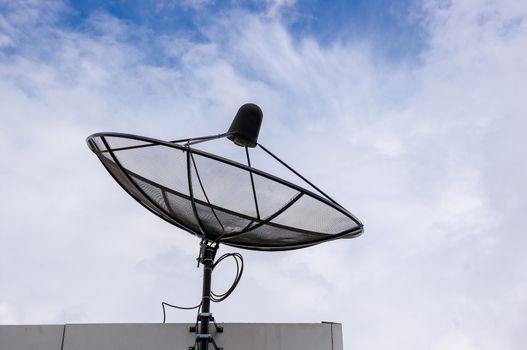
top-left (161, 251), bottom-right (244, 323)
top-left (162, 302), bottom-right (202, 323)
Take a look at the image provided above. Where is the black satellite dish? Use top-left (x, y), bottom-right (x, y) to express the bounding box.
top-left (87, 103), bottom-right (363, 350)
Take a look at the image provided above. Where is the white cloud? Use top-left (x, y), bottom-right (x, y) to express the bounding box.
top-left (0, 1), bottom-right (526, 349)
top-left (266, 0), bottom-right (296, 18)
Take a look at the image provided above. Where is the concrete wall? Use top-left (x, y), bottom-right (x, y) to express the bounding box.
top-left (0, 322), bottom-right (343, 350)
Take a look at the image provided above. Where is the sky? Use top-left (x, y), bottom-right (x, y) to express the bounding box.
top-left (0, 0), bottom-right (526, 349)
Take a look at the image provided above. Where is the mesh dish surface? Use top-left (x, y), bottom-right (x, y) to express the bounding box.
top-left (87, 133), bottom-right (363, 251)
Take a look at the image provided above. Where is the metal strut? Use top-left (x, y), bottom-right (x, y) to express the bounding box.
top-left (189, 240), bottom-right (223, 350)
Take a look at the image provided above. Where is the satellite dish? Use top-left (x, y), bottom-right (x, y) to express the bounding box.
top-left (87, 103), bottom-right (363, 350)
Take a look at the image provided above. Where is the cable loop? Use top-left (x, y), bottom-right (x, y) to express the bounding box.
top-left (211, 252), bottom-right (244, 303)
top-left (161, 250), bottom-right (244, 322)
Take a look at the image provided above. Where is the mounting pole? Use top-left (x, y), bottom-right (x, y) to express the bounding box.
top-left (199, 241), bottom-right (217, 350)
top-left (189, 241), bottom-right (224, 350)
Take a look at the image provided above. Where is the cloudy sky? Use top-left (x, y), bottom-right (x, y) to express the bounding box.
top-left (1, 0), bottom-right (526, 349)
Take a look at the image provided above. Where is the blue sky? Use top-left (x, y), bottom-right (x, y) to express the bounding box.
top-left (1, 1), bottom-right (527, 350)
top-left (24, 0), bottom-right (426, 63)
top-left (62, 0), bottom-right (423, 47)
